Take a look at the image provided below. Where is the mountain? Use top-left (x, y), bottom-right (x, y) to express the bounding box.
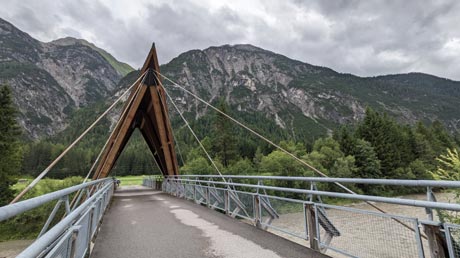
top-left (0, 18), bottom-right (133, 138)
top-left (50, 37), bottom-right (133, 77)
top-left (150, 44), bottom-right (460, 141)
top-left (1, 16), bottom-right (459, 141)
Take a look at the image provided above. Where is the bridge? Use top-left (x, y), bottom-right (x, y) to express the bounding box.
top-left (1, 44), bottom-right (460, 258)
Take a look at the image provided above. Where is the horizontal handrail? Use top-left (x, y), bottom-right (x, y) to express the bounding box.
top-left (165, 177), bottom-right (460, 211)
top-left (16, 181), bottom-right (114, 258)
top-left (166, 175), bottom-right (460, 188)
top-left (0, 178), bottom-right (111, 221)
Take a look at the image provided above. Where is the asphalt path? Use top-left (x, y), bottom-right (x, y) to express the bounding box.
top-left (91, 186), bottom-right (329, 258)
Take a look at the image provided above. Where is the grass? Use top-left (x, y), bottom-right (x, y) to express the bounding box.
top-left (12, 174), bottom-right (152, 191)
top-left (2, 177), bottom-right (85, 241)
top-left (11, 176), bottom-right (84, 195)
top-left (2, 175), bottom-right (151, 241)
top-left (116, 175), bottom-right (149, 186)
top-left (79, 39), bottom-right (134, 76)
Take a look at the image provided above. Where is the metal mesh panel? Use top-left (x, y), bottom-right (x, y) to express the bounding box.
top-left (91, 203), bottom-right (100, 238)
top-left (229, 191), bottom-right (254, 220)
top-left (260, 196), bottom-right (307, 240)
top-left (171, 182), bottom-right (180, 196)
top-left (316, 204), bottom-right (423, 258)
top-left (184, 184), bottom-right (195, 200)
top-left (164, 181), bottom-right (171, 193)
top-left (102, 192), bottom-right (108, 210)
top-left (208, 187), bottom-right (225, 211)
top-left (44, 230), bottom-right (73, 258)
top-left (98, 196), bottom-right (106, 222)
top-left (446, 224), bottom-right (460, 258)
top-left (74, 210), bottom-right (91, 258)
top-left (194, 185), bottom-right (207, 205)
top-left (177, 183), bottom-right (186, 198)
top-left (172, 182), bottom-right (183, 197)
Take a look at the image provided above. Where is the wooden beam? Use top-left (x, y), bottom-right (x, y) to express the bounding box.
top-left (92, 43), bottom-right (179, 179)
top-left (149, 87), bottom-right (175, 175)
top-left (92, 81), bottom-right (144, 180)
top-left (94, 84), bottom-right (148, 179)
top-left (156, 86), bottom-right (179, 175)
top-left (139, 111), bottom-right (168, 174)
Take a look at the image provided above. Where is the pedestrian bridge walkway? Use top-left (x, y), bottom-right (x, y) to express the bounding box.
top-left (3, 176), bottom-right (460, 258)
top-left (92, 186), bottom-right (327, 258)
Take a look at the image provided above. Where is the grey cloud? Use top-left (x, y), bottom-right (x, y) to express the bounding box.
top-left (0, 0), bottom-right (459, 80)
top-left (285, 0), bottom-right (460, 78)
top-left (140, 2), bottom-right (249, 64)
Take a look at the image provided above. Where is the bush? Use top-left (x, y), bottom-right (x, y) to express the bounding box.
top-left (0, 177), bottom-right (83, 241)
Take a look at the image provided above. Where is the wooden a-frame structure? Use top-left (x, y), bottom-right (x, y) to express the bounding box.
top-left (93, 43), bottom-right (179, 179)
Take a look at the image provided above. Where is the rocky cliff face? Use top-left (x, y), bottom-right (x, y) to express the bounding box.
top-left (160, 45), bottom-right (358, 136)
top-left (156, 44), bottom-right (460, 138)
top-left (40, 39), bottom-right (121, 107)
top-left (0, 18), bottom-right (132, 138)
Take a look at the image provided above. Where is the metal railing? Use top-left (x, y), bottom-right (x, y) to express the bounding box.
top-left (144, 175), bottom-right (460, 258)
top-left (0, 178), bottom-right (114, 258)
top-left (142, 175), bottom-right (163, 189)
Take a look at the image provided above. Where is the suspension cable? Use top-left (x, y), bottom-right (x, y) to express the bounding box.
top-left (160, 80), bottom-right (224, 178)
top-left (157, 71), bottom-right (345, 186)
top-left (155, 71), bottom-right (425, 237)
top-left (160, 83), bottom-right (252, 218)
top-left (68, 73), bottom-right (148, 210)
top-left (10, 71), bottom-right (148, 204)
top-left (152, 82), bottom-right (185, 166)
top-left (91, 73), bottom-right (148, 180)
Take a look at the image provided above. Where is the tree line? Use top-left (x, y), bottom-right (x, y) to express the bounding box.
top-left (1, 84), bottom-right (460, 205)
top-left (180, 101), bottom-right (460, 196)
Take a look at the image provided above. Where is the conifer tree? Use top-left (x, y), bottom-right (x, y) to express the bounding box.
top-left (211, 99), bottom-right (237, 166)
top-left (0, 85), bottom-right (22, 205)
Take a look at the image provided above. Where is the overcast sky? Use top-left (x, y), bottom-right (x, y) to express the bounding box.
top-left (1, 0), bottom-right (460, 80)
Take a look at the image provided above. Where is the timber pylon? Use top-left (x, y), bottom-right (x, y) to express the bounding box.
top-left (93, 43), bottom-right (179, 179)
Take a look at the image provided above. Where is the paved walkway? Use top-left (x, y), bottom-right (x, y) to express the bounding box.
top-left (91, 186), bottom-right (329, 258)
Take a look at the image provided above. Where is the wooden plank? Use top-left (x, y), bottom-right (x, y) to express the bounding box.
top-left (103, 125), bottom-right (135, 177)
top-left (146, 44), bottom-right (179, 175)
top-left (139, 111), bottom-right (168, 174)
top-left (92, 81), bottom-right (144, 179)
top-left (149, 86), bottom-right (175, 175)
top-left (95, 84), bottom-right (148, 179)
top-left (138, 127), bottom-right (164, 174)
top-left (156, 86), bottom-right (179, 175)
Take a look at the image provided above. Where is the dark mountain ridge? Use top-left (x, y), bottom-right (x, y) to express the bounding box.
top-left (0, 18), bottom-right (133, 138)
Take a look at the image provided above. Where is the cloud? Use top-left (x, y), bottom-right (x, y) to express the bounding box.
top-left (0, 0), bottom-right (459, 80)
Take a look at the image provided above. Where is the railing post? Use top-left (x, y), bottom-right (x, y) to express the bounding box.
top-left (422, 222), bottom-right (448, 258)
top-left (69, 227), bottom-right (80, 258)
top-left (224, 189), bottom-right (229, 214)
top-left (205, 186), bottom-right (210, 208)
top-left (89, 206), bottom-right (96, 239)
top-left (305, 203), bottom-right (320, 251)
top-left (38, 198), bottom-right (64, 237)
top-left (254, 194), bottom-right (261, 228)
top-left (426, 187), bottom-right (434, 221)
top-left (193, 182), bottom-right (197, 202)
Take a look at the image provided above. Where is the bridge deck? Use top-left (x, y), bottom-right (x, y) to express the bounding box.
top-left (91, 186), bottom-right (329, 258)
